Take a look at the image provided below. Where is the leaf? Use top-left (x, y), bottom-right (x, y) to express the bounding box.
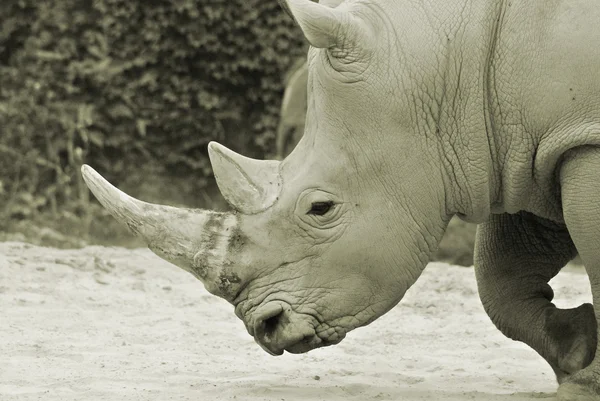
top-left (87, 130), bottom-right (105, 147)
top-left (106, 103), bottom-right (134, 119)
top-left (136, 119), bottom-right (147, 137)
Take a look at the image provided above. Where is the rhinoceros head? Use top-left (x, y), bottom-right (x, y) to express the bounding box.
top-left (83, 0), bottom-right (453, 355)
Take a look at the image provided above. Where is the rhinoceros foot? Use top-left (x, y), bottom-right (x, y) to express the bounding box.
top-left (559, 334), bottom-right (597, 379)
top-left (557, 370), bottom-right (600, 401)
top-left (548, 303), bottom-right (597, 384)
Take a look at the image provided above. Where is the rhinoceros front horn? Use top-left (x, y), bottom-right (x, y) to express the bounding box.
top-left (208, 141), bottom-right (282, 214)
top-left (81, 165), bottom-right (243, 300)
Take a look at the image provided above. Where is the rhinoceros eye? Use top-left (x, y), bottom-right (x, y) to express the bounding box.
top-left (307, 201), bottom-right (335, 216)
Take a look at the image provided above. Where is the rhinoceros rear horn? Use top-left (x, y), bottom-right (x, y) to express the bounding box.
top-left (81, 165), bottom-right (242, 299)
top-left (208, 142), bottom-right (282, 214)
top-left (282, 0), bottom-right (369, 49)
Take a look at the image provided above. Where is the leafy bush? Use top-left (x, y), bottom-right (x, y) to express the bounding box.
top-left (0, 0), bottom-right (305, 237)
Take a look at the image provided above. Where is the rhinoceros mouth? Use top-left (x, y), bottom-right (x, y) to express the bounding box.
top-left (255, 330), bottom-right (324, 356)
top-left (247, 300), bottom-right (333, 355)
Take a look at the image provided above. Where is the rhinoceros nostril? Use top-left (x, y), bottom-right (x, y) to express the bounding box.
top-left (251, 302), bottom-right (321, 355)
top-left (251, 302), bottom-right (286, 354)
top-left (263, 313), bottom-right (281, 339)
top-left (253, 310), bottom-right (285, 356)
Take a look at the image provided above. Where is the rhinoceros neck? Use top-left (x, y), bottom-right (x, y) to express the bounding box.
top-left (480, 1), bottom-right (600, 223)
top-left (415, 0), bottom-right (508, 224)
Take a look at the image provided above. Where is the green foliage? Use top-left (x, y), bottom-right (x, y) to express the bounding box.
top-left (0, 0), bottom-right (305, 232)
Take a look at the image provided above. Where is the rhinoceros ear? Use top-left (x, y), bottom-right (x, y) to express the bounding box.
top-left (208, 142), bottom-right (282, 214)
top-left (282, 0), bottom-right (363, 49)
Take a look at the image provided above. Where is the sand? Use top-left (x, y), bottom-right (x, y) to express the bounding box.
top-left (0, 241), bottom-right (592, 401)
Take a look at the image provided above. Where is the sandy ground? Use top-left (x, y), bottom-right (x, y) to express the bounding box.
top-left (0, 241), bottom-right (593, 401)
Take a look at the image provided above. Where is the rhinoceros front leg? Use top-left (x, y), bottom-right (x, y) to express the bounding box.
top-left (474, 212), bottom-right (596, 383)
top-left (559, 146), bottom-right (600, 400)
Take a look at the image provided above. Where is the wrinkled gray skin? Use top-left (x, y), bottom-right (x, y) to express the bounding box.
top-left (82, 0), bottom-right (600, 399)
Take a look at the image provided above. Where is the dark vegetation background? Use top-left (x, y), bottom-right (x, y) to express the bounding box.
top-left (0, 0), bottom-right (477, 265)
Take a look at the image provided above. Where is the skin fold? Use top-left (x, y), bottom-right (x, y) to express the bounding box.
top-left (82, 0), bottom-right (600, 399)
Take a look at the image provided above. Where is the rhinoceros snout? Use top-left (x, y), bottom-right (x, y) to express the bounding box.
top-left (249, 301), bottom-right (322, 355)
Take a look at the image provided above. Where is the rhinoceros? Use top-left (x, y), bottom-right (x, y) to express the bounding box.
top-left (276, 58), bottom-right (308, 159)
top-left (82, 0), bottom-right (600, 399)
